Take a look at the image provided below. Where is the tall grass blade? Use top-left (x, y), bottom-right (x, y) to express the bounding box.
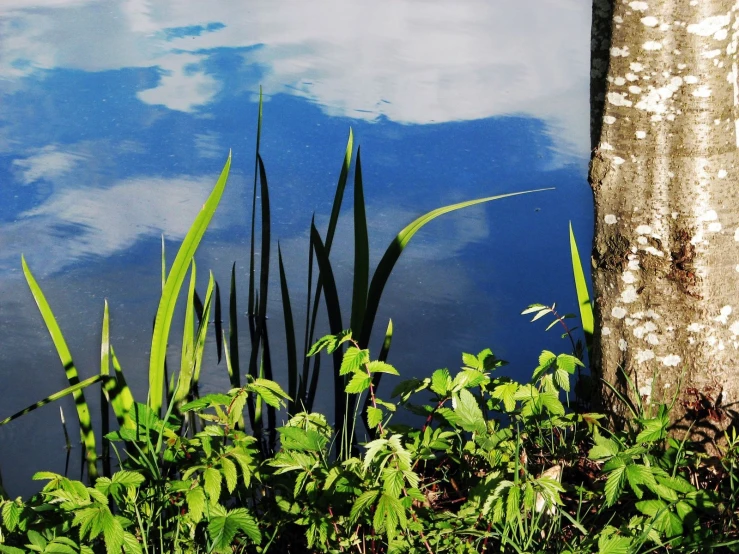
top-left (300, 218), bottom-right (316, 409)
top-left (161, 235), bottom-right (166, 290)
top-left (351, 147), bottom-right (369, 339)
top-left (358, 189), bottom-right (553, 347)
top-left (248, 88), bottom-right (263, 316)
top-left (21, 256), bottom-right (98, 482)
top-left (257, 153), bottom-right (271, 324)
top-left (106, 346), bottom-right (135, 430)
top-left (278, 244), bottom-right (299, 415)
top-left (148, 153), bottom-right (231, 417)
top-left (191, 271), bottom-right (215, 394)
top-left (0, 374), bottom-right (108, 427)
top-left (228, 263), bottom-right (240, 388)
top-left (301, 131), bottom-right (353, 411)
top-left (174, 260), bottom-right (197, 405)
top-left (214, 281), bottom-right (223, 364)
top-left (569, 222), bottom-right (594, 357)
top-left (310, 223), bottom-right (347, 453)
top-left (100, 299), bottom-right (111, 477)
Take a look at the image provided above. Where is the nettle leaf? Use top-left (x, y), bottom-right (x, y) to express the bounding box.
top-left (656, 475), bottom-right (695, 495)
top-left (363, 438), bottom-right (389, 471)
top-left (351, 490), bottom-right (380, 523)
top-left (539, 391), bottom-right (565, 416)
top-left (446, 389), bottom-right (486, 434)
top-left (597, 528), bottom-right (631, 554)
top-left (625, 464), bottom-right (657, 498)
top-left (391, 378), bottom-right (427, 400)
top-left (367, 361), bottom-right (399, 375)
top-left (431, 368), bottom-right (452, 396)
top-left (492, 382), bottom-right (519, 412)
top-left (278, 426), bottom-right (327, 452)
top-left (367, 406), bottom-right (384, 429)
top-left (556, 353), bottom-right (583, 374)
top-left (636, 416), bottom-right (668, 443)
top-left (208, 508), bottom-right (261, 552)
top-left (589, 431), bottom-right (620, 460)
top-left (2, 499), bottom-right (22, 531)
top-left (452, 369), bottom-right (489, 391)
top-left (461, 352), bottom-right (479, 370)
top-left (221, 457), bottom-right (238, 494)
top-left (532, 350), bottom-right (556, 381)
top-left (374, 493), bottom-right (406, 539)
top-left (554, 368), bottom-right (571, 392)
top-left (345, 373), bottom-right (371, 394)
top-left (635, 499), bottom-right (682, 537)
top-left (186, 486), bottom-right (206, 523)
top-left (340, 347), bottom-right (369, 375)
top-left (122, 531), bottom-right (143, 554)
top-left (203, 467), bottom-right (222, 503)
top-left (604, 466), bottom-right (625, 506)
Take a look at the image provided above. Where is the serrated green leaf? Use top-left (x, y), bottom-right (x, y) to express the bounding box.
top-left (604, 466), bottom-right (625, 506)
top-left (367, 406), bottom-right (383, 429)
top-left (345, 373), bottom-right (371, 394)
top-left (186, 486), bottom-right (205, 522)
top-left (636, 417), bottom-right (668, 443)
top-left (597, 532), bottom-right (631, 554)
top-left (431, 368), bottom-right (451, 396)
top-left (350, 490), bottom-right (380, 523)
top-left (203, 467), bottom-right (222, 504)
top-left (589, 432), bottom-right (620, 460)
top-left (461, 352), bottom-right (478, 369)
top-left (340, 347), bottom-right (368, 375)
top-left (556, 353), bottom-right (583, 374)
top-left (221, 457), bottom-right (238, 494)
top-left (447, 389), bottom-right (485, 433)
top-left (492, 382), bottom-right (519, 412)
top-left (554, 368), bottom-right (571, 392)
top-left (367, 361), bottom-right (398, 375)
top-left (208, 508), bottom-right (261, 552)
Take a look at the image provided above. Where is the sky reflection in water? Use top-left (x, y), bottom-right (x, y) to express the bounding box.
top-left (0, 0), bottom-right (592, 496)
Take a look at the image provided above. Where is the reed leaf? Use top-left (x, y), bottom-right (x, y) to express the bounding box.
top-left (21, 256), bottom-right (98, 482)
top-left (569, 222), bottom-right (594, 357)
top-left (248, 88), bottom-right (263, 316)
top-left (358, 189), bottom-right (554, 348)
top-left (214, 281), bottom-right (223, 364)
top-left (257, 153), bottom-right (271, 324)
top-left (100, 299), bottom-right (111, 477)
top-left (351, 147), bottom-right (369, 340)
top-left (192, 271), bottom-right (215, 392)
top-left (278, 244), bottom-right (299, 415)
top-left (174, 260), bottom-right (197, 405)
top-left (105, 345), bottom-right (136, 430)
top-left (0, 374), bottom-right (109, 427)
top-left (228, 263), bottom-right (240, 388)
top-left (148, 153), bottom-right (231, 417)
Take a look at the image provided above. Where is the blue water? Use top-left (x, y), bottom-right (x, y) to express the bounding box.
top-left (0, 0), bottom-right (592, 497)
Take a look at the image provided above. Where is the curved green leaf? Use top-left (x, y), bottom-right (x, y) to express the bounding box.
top-left (570, 222), bottom-right (594, 355)
top-left (148, 153), bottom-right (231, 416)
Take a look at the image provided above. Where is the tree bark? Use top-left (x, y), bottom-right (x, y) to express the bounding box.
top-left (589, 0), bottom-right (739, 444)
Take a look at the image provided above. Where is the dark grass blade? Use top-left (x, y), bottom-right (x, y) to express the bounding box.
top-left (358, 189), bottom-right (554, 348)
top-left (214, 281), bottom-right (223, 364)
top-left (228, 263), bottom-right (241, 388)
top-left (22, 256), bottom-right (98, 482)
top-left (192, 272), bottom-right (215, 394)
top-left (310, 223), bottom-right (347, 453)
top-left (149, 153), bottom-right (231, 417)
top-left (175, 261), bottom-right (197, 406)
top-left (300, 216), bottom-right (317, 409)
top-left (257, 154), bottom-right (271, 322)
top-left (0, 374), bottom-right (108, 427)
top-left (350, 147), bottom-right (369, 339)
top-left (100, 300), bottom-right (111, 477)
top-left (106, 346), bottom-right (136, 430)
top-left (569, 222), bottom-right (594, 358)
top-left (248, 88), bottom-right (263, 316)
top-left (278, 244), bottom-right (299, 415)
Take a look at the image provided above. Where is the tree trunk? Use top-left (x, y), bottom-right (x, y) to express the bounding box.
top-left (589, 0), bottom-right (739, 444)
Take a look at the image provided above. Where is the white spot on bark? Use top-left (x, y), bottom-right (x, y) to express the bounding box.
top-left (641, 16), bottom-right (658, 27)
top-left (612, 306), bottom-right (628, 319)
top-left (635, 130), bottom-right (647, 139)
top-left (693, 85), bottom-right (712, 98)
top-left (608, 92), bottom-right (633, 107)
top-left (630, 62), bottom-right (644, 72)
top-left (619, 339), bottom-right (628, 351)
top-left (635, 349), bottom-right (655, 363)
top-left (708, 222), bottom-right (722, 232)
top-left (602, 326), bottom-right (611, 336)
top-left (635, 225), bottom-right (652, 234)
top-left (719, 169), bottom-right (728, 178)
top-left (646, 333), bottom-right (660, 345)
top-left (628, 258), bottom-right (640, 270)
top-left (703, 209), bottom-right (718, 221)
top-left (629, 86), bottom-right (643, 95)
top-left (645, 310), bottom-right (660, 319)
top-left (621, 286), bottom-right (639, 303)
top-left (660, 354), bottom-right (681, 367)
top-left (703, 49), bottom-right (722, 58)
top-left (729, 320), bottom-right (739, 335)
top-left (629, 1), bottom-right (649, 10)
top-left (614, 76), bottom-right (626, 86)
top-left (736, 264), bottom-right (739, 272)
top-left (687, 322), bottom-right (703, 332)
top-left (684, 75), bottom-right (699, 84)
top-left (622, 271), bottom-right (636, 283)
top-left (678, 63), bottom-right (687, 70)
top-left (605, 214), bottom-right (618, 224)
top-left (643, 246), bottom-right (664, 257)
top-left (626, 73), bottom-right (639, 81)
top-left (625, 317), bottom-right (637, 326)
top-left (604, 115), bottom-right (617, 125)
top-left (611, 46), bottom-right (630, 57)
top-left (637, 236), bottom-right (648, 245)
top-left (734, 228), bottom-right (739, 241)
top-left (638, 377), bottom-right (653, 401)
top-left (715, 305), bottom-right (733, 324)
top-left (643, 41), bottom-right (663, 51)
top-left (687, 15), bottom-right (730, 38)
top-left (613, 156), bottom-right (626, 165)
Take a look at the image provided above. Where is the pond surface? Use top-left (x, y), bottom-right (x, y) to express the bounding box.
top-left (0, 0), bottom-right (592, 497)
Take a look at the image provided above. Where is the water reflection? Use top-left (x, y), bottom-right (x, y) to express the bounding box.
top-left (0, 0), bottom-right (592, 497)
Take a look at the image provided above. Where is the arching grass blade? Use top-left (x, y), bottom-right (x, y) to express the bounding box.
top-left (105, 345), bottom-right (136, 430)
top-left (100, 299), bottom-right (111, 477)
top-left (214, 281), bottom-right (223, 364)
top-left (569, 222), bottom-right (594, 358)
top-left (228, 263), bottom-right (240, 388)
top-left (174, 260), bottom-right (197, 406)
top-left (278, 244), bottom-right (299, 415)
top-left (148, 153), bottom-right (231, 417)
top-left (248, 87), bottom-right (263, 316)
top-left (191, 271), bottom-right (215, 394)
top-left (358, 189), bottom-right (554, 348)
top-left (351, 147), bottom-right (369, 340)
top-left (21, 256), bottom-right (98, 482)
